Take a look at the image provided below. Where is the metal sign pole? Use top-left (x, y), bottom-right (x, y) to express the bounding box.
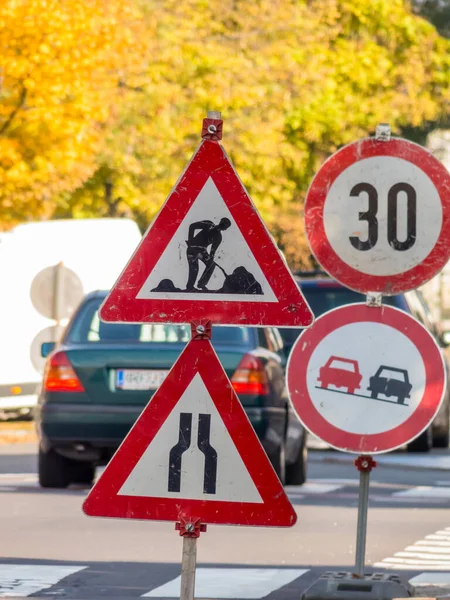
top-left (53, 261), bottom-right (65, 340)
top-left (354, 456), bottom-right (377, 577)
top-left (176, 518), bottom-right (207, 600)
top-left (180, 536), bottom-right (197, 600)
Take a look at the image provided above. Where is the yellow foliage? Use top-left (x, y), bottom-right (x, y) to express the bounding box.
top-left (1, 0), bottom-right (449, 268)
top-left (0, 0), bottom-right (144, 224)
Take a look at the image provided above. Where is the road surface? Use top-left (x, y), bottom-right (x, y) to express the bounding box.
top-left (0, 443), bottom-right (449, 598)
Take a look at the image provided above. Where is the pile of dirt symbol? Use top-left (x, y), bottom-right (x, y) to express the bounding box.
top-left (151, 265), bottom-right (263, 295)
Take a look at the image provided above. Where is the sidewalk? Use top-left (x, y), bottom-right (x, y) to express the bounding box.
top-left (309, 438), bottom-right (450, 471)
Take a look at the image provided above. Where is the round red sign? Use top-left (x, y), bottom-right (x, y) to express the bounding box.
top-left (287, 304), bottom-right (446, 454)
top-left (305, 137), bottom-right (450, 294)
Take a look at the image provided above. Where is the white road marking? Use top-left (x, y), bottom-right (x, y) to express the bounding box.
top-left (396, 551), bottom-right (450, 560)
top-left (418, 540), bottom-right (450, 546)
top-left (393, 486), bottom-right (450, 499)
top-left (405, 545), bottom-right (450, 553)
top-left (286, 483), bottom-right (345, 495)
top-left (308, 478), bottom-right (356, 485)
top-left (0, 474), bottom-right (36, 480)
top-left (0, 565), bottom-right (87, 597)
top-left (143, 568), bottom-right (308, 599)
top-left (375, 526), bottom-right (450, 571)
top-left (377, 562), bottom-right (450, 571)
top-left (409, 572), bottom-right (450, 586)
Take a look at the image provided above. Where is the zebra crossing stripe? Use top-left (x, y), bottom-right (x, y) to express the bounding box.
top-left (374, 526), bottom-right (450, 571)
top-left (409, 572), bottom-right (450, 588)
top-left (286, 483), bottom-right (345, 495)
top-left (418, 540), bottom-right (450, 546)
top-left (0, 565), bottom-right (87, 597)
top-left (143, 568), bottom-right (308, 598)
top-left (405, 545), bottom-right (450, 553)
top-left (393, 486), bottom-right (450, 498)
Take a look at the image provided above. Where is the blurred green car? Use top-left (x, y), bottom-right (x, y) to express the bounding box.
top-left (35, 291), bottom-right (307, 488)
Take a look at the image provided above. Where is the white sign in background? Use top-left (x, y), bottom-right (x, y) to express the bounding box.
top-left (323, 156), bottom-right (443, 276)
top-left (305, 321), bottom-right (426, 435)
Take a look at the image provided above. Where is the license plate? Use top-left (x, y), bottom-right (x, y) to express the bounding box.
top-left (115, 369), bottom-right (169, 391)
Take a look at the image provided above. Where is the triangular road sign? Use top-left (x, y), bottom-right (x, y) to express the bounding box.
top-left (83, 338), bottom-right (297, 527)
top-left (100, 139), bottom-right (313, 327)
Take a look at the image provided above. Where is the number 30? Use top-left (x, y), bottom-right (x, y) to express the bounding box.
top-left (349, 182), bottom-right (417, 252)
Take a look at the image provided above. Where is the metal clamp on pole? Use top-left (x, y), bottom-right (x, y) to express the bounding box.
top-left (375, 123), bottom-right (391, 142)
top-left (190, 320), bottom-right (212, 340)
top-left (354, 455), bottom-right (377, 578)
top-left (201, 111), bottom-right (223, 141)
top-left (366, 292), bottom-right (383, 307)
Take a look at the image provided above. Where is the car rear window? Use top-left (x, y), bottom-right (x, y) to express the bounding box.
top-left (279, 286), bottom-right (398, 347)
top-left (67, 299), bottom-right (252, 346)
top-left (303, 287), bottom-right (398, 316)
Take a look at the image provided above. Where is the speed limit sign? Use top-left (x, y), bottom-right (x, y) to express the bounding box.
top-left (305, 137), bottom-right (450, 294)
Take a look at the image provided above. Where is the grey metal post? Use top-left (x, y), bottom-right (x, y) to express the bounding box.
top-left (354, 467), bottom-right (370, 577)
top-left (180, 535), bottom-right (197, 600)
top-left (53, 261), bottom-right (65, 340)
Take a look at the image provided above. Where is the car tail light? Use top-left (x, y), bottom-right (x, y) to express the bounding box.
top-left (43, 352), bottom-right (85, 393)
top-left (231, 354), bottom-right (269, 395)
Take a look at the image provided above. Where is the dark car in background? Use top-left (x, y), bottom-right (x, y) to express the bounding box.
top-left (35, 291), bottom-right (307, 488)
top-left (279, 272), bottom-right (450, 453)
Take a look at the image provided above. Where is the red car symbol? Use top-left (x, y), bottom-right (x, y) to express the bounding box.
top-left (317, 356), bottom-right (362, 395)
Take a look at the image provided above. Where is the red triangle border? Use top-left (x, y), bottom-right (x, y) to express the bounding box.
top-left (83, 338), bottom-right (297, 528)
top-left (100, 140), bottom-right (313, 327)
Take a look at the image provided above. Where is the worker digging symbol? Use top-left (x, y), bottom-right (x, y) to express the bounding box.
top-left (186, 218), bottom-right (231, 291)
top-left (151, 217), bottom-right (264, 295)
top-left (316, 356), bottom-right (411, 406)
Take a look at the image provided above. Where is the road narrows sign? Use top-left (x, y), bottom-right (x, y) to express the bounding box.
top-left (304, 137), bottom-right (450, 294)
top-left (99, 139), bottom-right (313, 327)
top-left (83, 337), bottom-right (297, 527)
top-left (286, 304), bottom-right (446, 454)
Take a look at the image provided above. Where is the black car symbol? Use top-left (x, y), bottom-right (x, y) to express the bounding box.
top-left (367, 366), bottom-right (412, 405)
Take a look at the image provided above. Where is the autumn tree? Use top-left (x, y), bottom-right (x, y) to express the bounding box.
top-left (2, 0), bottom-right (449, 268)
top-left (0, 0), bottom-right (144, 226)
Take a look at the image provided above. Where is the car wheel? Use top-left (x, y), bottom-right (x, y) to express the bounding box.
top-left (270, 444), bottom-right (286, 486)
top-left (348, 388), bottom-right (355, 395)
top-left (38, 448), bottom-right (72, 488)
top-left (433, 404), bottom-right (450, 448)
top-left (71, 463), bottom-right (95, 485)
top-left (407, 427), bottom-right (432, 453)
top-left (433, 432), bottom-right (450, 448)
top-left (285, 439), bottom-right (307, 486)
top-left (370, 391), bottom-right (377, 399)
top-left (397, 397), bottom-right (406, 405)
